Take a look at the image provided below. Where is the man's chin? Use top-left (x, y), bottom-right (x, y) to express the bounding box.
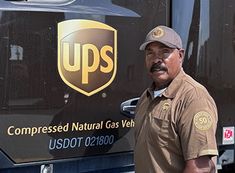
top-left (151, 72), bottom-right (170, 86)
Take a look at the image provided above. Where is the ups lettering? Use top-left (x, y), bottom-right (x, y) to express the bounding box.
top-left (62, 43), bottom-right (114, 84)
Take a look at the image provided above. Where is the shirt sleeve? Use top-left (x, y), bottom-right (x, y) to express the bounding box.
top-left (178, 96), bottom-right (218, 160)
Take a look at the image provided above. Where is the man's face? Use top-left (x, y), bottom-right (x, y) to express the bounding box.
top-left (145, 42), bottom-right (184, 88)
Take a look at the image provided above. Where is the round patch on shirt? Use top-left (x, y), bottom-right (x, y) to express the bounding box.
top-left (193, 111), bottom-right (213, 131)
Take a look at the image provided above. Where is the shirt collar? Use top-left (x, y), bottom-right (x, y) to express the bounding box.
top-left (154, 88), bottom-right (167, 98)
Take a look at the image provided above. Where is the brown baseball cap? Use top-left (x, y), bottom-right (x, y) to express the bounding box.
top-left (139, 25), bottom-right (182, 50)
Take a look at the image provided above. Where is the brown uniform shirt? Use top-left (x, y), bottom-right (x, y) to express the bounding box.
top-left (134, 69), bottom-right (218, 173)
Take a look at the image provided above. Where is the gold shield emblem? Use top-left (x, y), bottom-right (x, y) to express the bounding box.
top-left (58, 20), bottom-right (117, 96)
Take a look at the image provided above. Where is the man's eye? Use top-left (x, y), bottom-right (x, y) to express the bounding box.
top-left (160, 49), bottom-right (173, 59)
top-left (162, 52), bottom-right (171, 59)
top-left (146, 52), bottom-right (154, 56)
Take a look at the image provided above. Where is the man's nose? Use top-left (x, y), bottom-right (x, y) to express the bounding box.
top-left (152, 60), bottom-right (162, 67)
top-left (152, 56), bottom-right (163, 63)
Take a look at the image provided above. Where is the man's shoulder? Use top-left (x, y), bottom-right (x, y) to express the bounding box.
top-left (180, 73), bottom-right (211, 99)
top-left (183, 74), bottom-right (205, 89)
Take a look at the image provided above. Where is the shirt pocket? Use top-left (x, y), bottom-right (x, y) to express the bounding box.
top-left (148, 117), bottom-right (171, 147)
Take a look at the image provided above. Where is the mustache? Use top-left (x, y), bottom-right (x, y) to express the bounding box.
top-left (150, 63), bottom-right (167, 73)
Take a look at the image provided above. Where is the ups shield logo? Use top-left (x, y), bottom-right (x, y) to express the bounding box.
top-left (58, 20), bottom-right (117, 96)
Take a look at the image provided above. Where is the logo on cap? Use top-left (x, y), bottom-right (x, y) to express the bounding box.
top-left (58, 19), bottom-right (117, 96)
top-left (153, 27), bottom-right (164, 38)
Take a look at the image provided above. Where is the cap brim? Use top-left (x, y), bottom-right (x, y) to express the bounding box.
top-left (139, 40), bottom-right (178, 50)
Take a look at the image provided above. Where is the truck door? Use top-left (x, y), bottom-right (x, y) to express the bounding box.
top-left (0, 37), bottom-right (9, 109)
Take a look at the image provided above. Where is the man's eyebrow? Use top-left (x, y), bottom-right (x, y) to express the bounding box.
top-left (159, 45), bottom-right (171, 49)
top-left (145, 47), bottom-right (152, 51)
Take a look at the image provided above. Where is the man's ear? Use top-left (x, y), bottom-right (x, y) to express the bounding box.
top-left (179, 49), bottom-right (185, 63)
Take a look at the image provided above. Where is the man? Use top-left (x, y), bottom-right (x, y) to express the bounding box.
top-left (134, 25), bottom-right (218, 173)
